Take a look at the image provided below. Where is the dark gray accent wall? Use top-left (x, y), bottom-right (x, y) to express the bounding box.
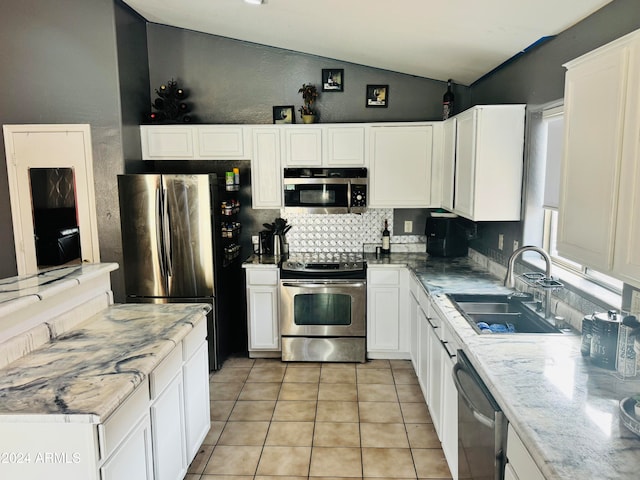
top-left (146, 24), bottom-right (470, 124)
top-left (467, 0), bottom-right (640, 264)
top-left (0, 0), bottom-right (148, 301)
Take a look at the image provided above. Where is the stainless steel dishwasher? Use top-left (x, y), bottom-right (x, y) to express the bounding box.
top-left (453, 350), bottom-right (506, 480)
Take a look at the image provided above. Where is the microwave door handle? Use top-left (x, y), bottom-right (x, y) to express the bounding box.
top-left (452, 362), bottom-right (495, 429)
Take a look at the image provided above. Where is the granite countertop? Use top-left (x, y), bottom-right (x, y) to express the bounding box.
top-left (242, 254), bottom-right (281, 267)
top-left (0, 303), bottom-right (210, 424)
top-left (0, 263), bottom-right (119, 318)
top-left (372, 252), bottom-right (640, 480)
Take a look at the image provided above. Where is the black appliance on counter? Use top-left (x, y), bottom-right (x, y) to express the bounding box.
top-left (425, 214), bottom-right (468, 257)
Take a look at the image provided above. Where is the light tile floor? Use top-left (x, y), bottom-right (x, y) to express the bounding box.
top-left (184, 357), bottom-right (452, 480)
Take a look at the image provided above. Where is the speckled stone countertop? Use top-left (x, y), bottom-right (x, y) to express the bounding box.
top-left (0, 303), bottom-right (210, 424)
top-left (368, 252), bottom-right (640, 480)
top-left (0, 263), bottom-right (118, 318)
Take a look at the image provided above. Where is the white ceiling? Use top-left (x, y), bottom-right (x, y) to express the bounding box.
top-left (123, 0), bottom-right (613, 85)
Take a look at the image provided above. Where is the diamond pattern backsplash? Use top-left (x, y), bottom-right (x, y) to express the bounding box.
top-left (281, 209), bottom-right (425, 253)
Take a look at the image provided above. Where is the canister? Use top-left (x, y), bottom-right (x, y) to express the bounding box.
top-left (590, 311), bottom-right (620, 370)
top-left (580, 315), bottom-right (593, 356)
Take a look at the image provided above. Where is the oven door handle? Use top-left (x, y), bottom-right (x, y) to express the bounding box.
top-left (282, 282), bottom-right (366, 288)
top-left (452, 362), bottom-right (495, 429)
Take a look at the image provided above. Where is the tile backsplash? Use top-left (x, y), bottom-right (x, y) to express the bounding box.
top-left (282, 209), bottom-right (426, 252)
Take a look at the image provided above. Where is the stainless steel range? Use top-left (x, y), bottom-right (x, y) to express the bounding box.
top-left (280, 252), bottom-right (366, 363)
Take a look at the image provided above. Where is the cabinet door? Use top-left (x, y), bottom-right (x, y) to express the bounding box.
top-left (141, 125), bottom-right (195, 159)
top-left (454, 109), bottom-right (476, 218)
top-left (417, 305), bottom-right (430, 399)
top-left (325, 126), bottom-right (366, 166)
top-left (440, 331), bottom-right (458, 479)
top-left (247, 285), bottom-right (280, 350)
top-left (197, 126), bottom-right (246, 158)
top-left (101, 415), bottom-right (153, 480)
top-left (367, 286), bottom-right (400, 351)
top-left (251, 128), bottom-right (282, 208)
top-left (284, 127), bottom-right (323, 166)
top-left (441, 118), bottom-right (457, 210)
top-left (183, 341), bottom-right (211, 463)
top-left (557, 45), bottom-right (627, 270)
top-left (426, 315), bottom-right (443, 438)
top-left (369, 125), bottom-right (433, 207)
top-left (409, 290), bottom-right (419, 372)
top-left (613, 40), bottom-right (640, 285)
top-left (150, 373), bottom-right (187, 480)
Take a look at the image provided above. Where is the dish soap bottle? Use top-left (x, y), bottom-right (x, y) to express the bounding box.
top-left (381, 219), bottom-right (390, 255)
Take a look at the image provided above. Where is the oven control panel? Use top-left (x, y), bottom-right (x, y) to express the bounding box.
top-left (281, 252), bottom-right (365, 275)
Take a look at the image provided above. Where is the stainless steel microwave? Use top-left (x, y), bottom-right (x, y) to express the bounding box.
top-left (283, 168), bottom-right (367, 214)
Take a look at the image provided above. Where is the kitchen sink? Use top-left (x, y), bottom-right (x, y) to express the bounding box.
top-left (447, 293), bottom-right (562, 334)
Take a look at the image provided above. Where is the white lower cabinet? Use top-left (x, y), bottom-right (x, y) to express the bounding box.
top-left (367, 267), bottom-right (409, 358)
top-left (440, 321), bottom-right (460, 480)
top-left (408, 274), bottom-right (420, 372)
top-left (506, 424), bottom-right (545, 480)
top-left (245, 265), bottom-right (280, 355)
top-left (0, 318), bottom-right (209, 480)
top-left (183, 341), bottom-right (212, 461)
top-left (101, 413), bottom-right (154, 480)
top-left (150, 362), bottom-right (187, 480)
top-left (426, 309), bottom-right (444, 437)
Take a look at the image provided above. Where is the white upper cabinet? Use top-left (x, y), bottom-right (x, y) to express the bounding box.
top-left (558, 28), bottom-right (640, 285)
top-left (452, 105), bottom-right (525, 221)
top-left (197, 126), bottom-right (247, 158)
top-left (251, 127), bottom-right (282, 208)
top-left (141, 125), bottom-right (195, 159)
top-left (325, 125), bottom-right (366, 166)
top-left (440, 118), bottom-right (457, 211)
top-left (140, 125), bottom-right (248, 160)
top-left (281, 125), bottom-right (366, 167)
top-left (369, 124), bottom-right (435, 208)
top-left (283, 127), bottom-right (323, 166)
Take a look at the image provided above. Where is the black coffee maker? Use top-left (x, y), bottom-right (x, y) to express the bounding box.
top-left (258, 230), bottom-right (273, 255)
top-left (425, 214), bottom-right (468, 257)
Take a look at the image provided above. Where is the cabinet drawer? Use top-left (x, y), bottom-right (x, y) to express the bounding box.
top-left (183, 318), bottom-right (207, 361)
top-left (99, 381), bottom-right (150, 460)
top-left (247, 268), bottom-right (279, 286)
top-left (149, 346), bottom-right (183, 399)
top-left (368, 269), bottom-right (400, 286)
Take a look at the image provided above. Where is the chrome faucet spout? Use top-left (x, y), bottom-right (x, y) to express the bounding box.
top-left (504, 245), bottom-right (552, 289)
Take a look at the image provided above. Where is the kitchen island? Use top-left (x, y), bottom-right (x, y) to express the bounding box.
top-left (0, 264), bottom-right (211, 480)
top-left (368, 251), bottom-right (640, 480)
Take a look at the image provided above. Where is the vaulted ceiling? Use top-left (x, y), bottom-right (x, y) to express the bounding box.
top-left (123, 0), bottom-right (613, 85)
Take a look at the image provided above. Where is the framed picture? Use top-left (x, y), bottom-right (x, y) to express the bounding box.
top-left (322, 69), bottom-right (344, 92)
top-left (273, 105), bottom-right (295, 124)
top-left (366, 84), bottom-right (388, 108)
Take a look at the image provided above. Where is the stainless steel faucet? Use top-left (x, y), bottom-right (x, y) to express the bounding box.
top-left (504, 245), bottom-right (552, 288)
top-left (504, 245), bottom-right (554, 318)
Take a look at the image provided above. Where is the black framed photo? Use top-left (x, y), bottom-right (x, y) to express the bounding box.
top-left (366, 84), bottom-right (388, 108)
top-left (322, 69), bottom-right (344, 92)
top-left (273, 105), bottom-right (295, 124)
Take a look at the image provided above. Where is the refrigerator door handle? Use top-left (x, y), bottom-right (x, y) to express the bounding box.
top-left (155, 186), bottom-right (167, 278)
top-left (161, 185), bottom-right (173, 277)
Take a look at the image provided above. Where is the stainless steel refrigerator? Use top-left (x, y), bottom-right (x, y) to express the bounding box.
top-left (118, 173), bottom-right (245, 370)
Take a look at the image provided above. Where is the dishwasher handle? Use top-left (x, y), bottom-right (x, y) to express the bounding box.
top-left (452, 362), bottom-right (495, 429)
